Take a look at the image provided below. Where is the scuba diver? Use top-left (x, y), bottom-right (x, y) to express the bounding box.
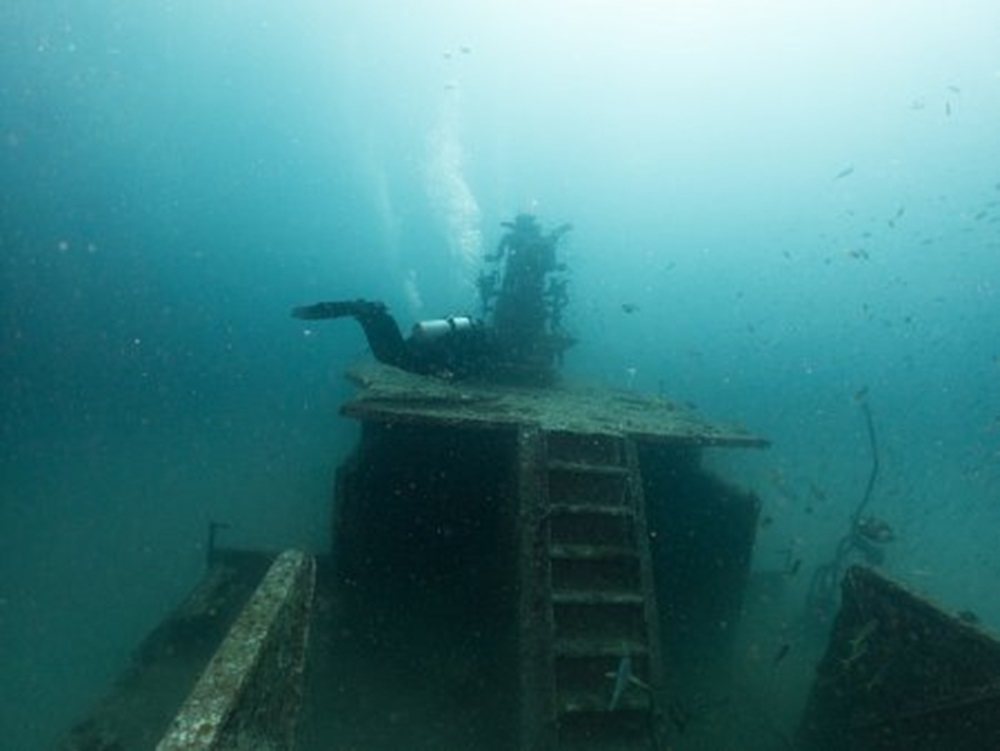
top-left (486, 213), bottom-right (573, 377)
top-left (488, 213), bottom-right (571, 279)
top-left (291, 299), bottom-right (493, 379)
top-left (293, 213), bottom-right (573, 384)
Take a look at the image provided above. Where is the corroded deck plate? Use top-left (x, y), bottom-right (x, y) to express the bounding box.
top-left (342, 362), bottom-right (768, 448)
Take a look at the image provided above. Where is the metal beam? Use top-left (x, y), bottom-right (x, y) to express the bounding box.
top-left (156, 550), bottom-right (316, 751)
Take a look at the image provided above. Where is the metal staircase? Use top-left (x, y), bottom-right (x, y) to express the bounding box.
top-left (518, 428), bottom-right (667, 751)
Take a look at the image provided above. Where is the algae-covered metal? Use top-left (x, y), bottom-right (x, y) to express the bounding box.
top-left (798, 565), bottom-right (1000, 750)
top-left (156, 550), bottom-right (315, 751)
top-left (341, 361), bottom-right (768, 448)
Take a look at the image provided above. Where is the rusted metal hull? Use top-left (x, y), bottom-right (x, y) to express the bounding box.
top-left (798, 566), bottom-right (1000, 751)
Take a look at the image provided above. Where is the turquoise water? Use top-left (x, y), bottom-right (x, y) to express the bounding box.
top-left (2, 2), bottom-right (1000, 748)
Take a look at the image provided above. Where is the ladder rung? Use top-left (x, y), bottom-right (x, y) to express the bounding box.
top-left (554, 639), bottom-right (649, 658)
top-left (552, 591), bottom-right (644, 606)
top-left (548, 460), bottom-right (630, 476)
top-left (548, 503), bottom-right (633, 517)
top-left (550, 543), bottom-right (638, 560)
top-left (558, 688), bottom-right (651, 714)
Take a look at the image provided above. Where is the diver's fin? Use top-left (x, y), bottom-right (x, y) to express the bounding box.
top-left (291, 300), bottom-right (377, 320)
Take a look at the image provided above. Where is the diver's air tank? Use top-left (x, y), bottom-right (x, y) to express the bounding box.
top-left (410, 316), bottom-right (475, 342)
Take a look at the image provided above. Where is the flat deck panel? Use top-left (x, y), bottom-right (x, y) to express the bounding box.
top-left (340, 363), bottom-right (768, 448)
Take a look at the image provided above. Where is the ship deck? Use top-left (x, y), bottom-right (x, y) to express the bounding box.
top-left (340, 362), bottom-right (769, 448)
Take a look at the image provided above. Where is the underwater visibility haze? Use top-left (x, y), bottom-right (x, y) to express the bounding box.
top-left (2, 1), bottom-right (1000, 748)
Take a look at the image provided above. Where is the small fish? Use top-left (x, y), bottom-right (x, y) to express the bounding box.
top-left (621, 302), bottom-right (641, 314)
top-left (947, 85), bottom-right (961, 94)
top-left (608, 656), bottom-right (632, 710)
top-left (853, 386), bottom-right (870, 402)
top-left (833, 165), bottom-right (855, 180)
top-left (945, 100), bottom-right (952, 117)
top-left (841, 619), bottom-right (879, 668)
top-left (606, 656), bottom-right (650, 711)
top-left (773, 642), bottom-right (791, 665)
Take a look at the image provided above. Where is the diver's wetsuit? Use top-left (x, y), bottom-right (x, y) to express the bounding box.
top-left (292, 299), bottom-right (413, 370)
top-left (292, 299), bottom-right (492, 378)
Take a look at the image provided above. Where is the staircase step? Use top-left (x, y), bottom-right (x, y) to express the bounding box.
top-left (546, 432), bottom-right (623, 466)
top-left (552, 591), bottom-right (644, 606)
top-left (550, 543), bottom-right (638, 561)
top-left (551, 556), bottom-right (640, 595)
top-left (556, 710), bottom-right (654, 751)
top-left (519, 430), bottom-right (663, 751)
top-left (548, 460), bottom-right (629, 476)
top-left (558, 686), bottom-right (652, 714)
top-left (549, 503), bottom-right (634, 517)
top-left (554, 639), bottom-right (649, 658)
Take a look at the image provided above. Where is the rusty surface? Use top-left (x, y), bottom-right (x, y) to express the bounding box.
top-left (798, 565), bottom-right (1000, 751)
